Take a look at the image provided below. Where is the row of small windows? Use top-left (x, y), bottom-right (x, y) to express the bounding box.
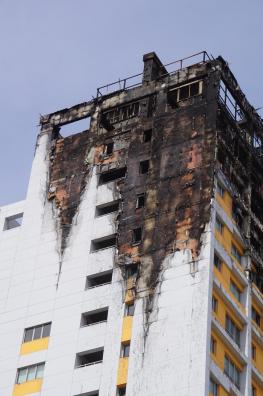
top-left (95, 193), bottom-right (145, 218)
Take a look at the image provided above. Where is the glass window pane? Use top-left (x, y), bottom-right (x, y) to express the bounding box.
top-left (33, 326), bottom-right (42, 340)
top-left (27, 366), bottom-right (37, 381)
top-left (17, 368), bottom-right (27, 384)
top-left (36, 363), bottom-right (45, 379)
top-left (42, 323), bottom-right (51, 338)
top-left (24, 328), bottom-right (34, 343)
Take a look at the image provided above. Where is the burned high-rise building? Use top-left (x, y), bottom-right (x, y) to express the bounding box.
top-left (0, 51), bottom-right (262, 396)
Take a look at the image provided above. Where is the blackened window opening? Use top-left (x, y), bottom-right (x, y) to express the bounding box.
top-left (96, 201), bottom-right (119, 216)
top-left (139, 160), bottom-right (149, 175)
top-left (143, 129), bottom-right (152, 142)
top-left (99, 167), bottom-right (126, 184)
top-left (132, 228), bottom-right (142, 244)
top-left (86, 271), bottom-right (113, 288)
top-left (136, 193), bottom-right (145, 208)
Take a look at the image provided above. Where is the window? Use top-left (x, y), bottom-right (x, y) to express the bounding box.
top-left (168, 80), bottom-right (203, 106)
top-left (139, 160), bottom-right (149, 175)
top-left (225, 314), bottom-right (241, 346)
top-left (252, 386), bottom-right (257, 396)
top-left (231, 244), bottom-right (242, 264)
top-left (143, 129), bottom-right (152, 142)
top-left (252, 307), bottom-right (261, 327)
top-left (23, 323), bottom-right (51, 343)
top-left (252, 344), bottom-right (256, 360)
top-left (212, 296), bottom-right (218, 313)
top-left (104, 142), bottom-right (114, 156)
top-left (136, 193), bottom-right (145, 209)
top-left (209, 378), bottom-right (218, 396)
top-left (81, 308), bottom-right (108, 327)
top-left (125, 303), bottom-right (135, 316)
top-left (96, 201), bottom-right (119, 216)
top-left (121, 343), bottom-right (130, 358)
top-left (132, 228), bottom-right (142, 244)
top-left (215, 217), bottom-right (223, 234)
top-left (90, 234), bottom-right (117, 252)
top-left (75, 348), bottom-right (104, 368)
top-left (230, 280), bottom-right (242, 302)
top-left (16, 363), bottom-right (45, 384)
top-left (85, 270), bottom-right (112, 289)
top-left (224, 355), bottom-right (241, 389)
top-left (102, 101), bottom-right (140, 125)
top-left (210, 337), bottom-right (217, 354)
top-left (214, 253), bottom-right (222, 271)
top-left (217, 183), bottom-right (225, 198)
top-left (126, 263), bottom-right (138, 278)
top-left (99, 167), bottom-right (126, 184)
top-left (4, 213), bottom-right (23, 230)
top-left (117, 386), bottom-right (126, 396)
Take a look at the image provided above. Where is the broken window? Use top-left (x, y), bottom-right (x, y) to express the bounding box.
top-left (143, 129), bottom-right (152, 143)
top-left (139, 160), bottom-right (149, 175)
top-left (136, 193), bottom-right (145, 209)
top-left (125, 303), bottom-right (135, 316)
top-left (132, 228), bottom-right (142, 245)
top-left (126, 263), bottom-right (138, 277)
top-left (75, 348), bottom-right (104, 368)
top-left (99, 167), bottom-right (126, 185)
top-left (121, 343), bottom-right (130, 358)
top-left (168, 80), bottom-right (203, 107)
top-left (104, 142), bottom-right (114, 156)
top-left (102, 101), bottom-right (140, 126)
top-left (218, 80), bottom-right (244, 122)
top-left (80, 308), bottom-right (108, 327)
top-left (117, 386), bottom-right (126, 396)
top-left (4, 213), bottom-right (23, 230)
top-left (90, 235), bottom-right (117, 252)
top-left (58, 117), bottom-right (91, 137)
top-left (85, 270), bottom-right (113, 289)
top-left (96, 201), bottom-right (119, 216)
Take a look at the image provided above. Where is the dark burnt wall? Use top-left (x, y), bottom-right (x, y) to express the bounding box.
top-left (44, 57), bottom-right (219, 295)
top-left (118, 87), bottom-right (218, 292)
top-left (48, 131), bottom-right (92, 253)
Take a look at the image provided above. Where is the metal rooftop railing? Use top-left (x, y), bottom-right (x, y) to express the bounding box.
top-left (97, 51), bottom-right (212, 98)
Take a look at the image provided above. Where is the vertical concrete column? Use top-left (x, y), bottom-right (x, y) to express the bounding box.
top-left (243, 253), bottom-right (252, 396)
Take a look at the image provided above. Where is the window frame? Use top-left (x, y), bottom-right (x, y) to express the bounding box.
top-left (16, 363), bottom-right (45, 384)
top-left (23, 323), bottom-right (51, 343)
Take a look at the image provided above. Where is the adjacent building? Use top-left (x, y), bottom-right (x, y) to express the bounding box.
top-left (0, 51), bottom-right (262, 396)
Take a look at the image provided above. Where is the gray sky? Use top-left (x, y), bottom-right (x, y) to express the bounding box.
top-left (0, 0), bottom-right (262, 206)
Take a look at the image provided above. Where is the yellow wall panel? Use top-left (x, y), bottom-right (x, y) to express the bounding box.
top-left (121, 316), bottom-right (133, 343)
top-left (117, 357), bottom-right (129, 387)
top-left (252, 379), bottom-right (263, 396)
top-left (20, 337), bottom-right (49, 355)
top-left (13, 379), bottom-right (42, 396)
top-left (211, 330), bottom-right (244, 373)
top-left (252, 337), bottom-right (263, 375)
top-left (213, 289), bottom-right (244, 330)
top-left (216, 191), bottom-right (233, 219)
